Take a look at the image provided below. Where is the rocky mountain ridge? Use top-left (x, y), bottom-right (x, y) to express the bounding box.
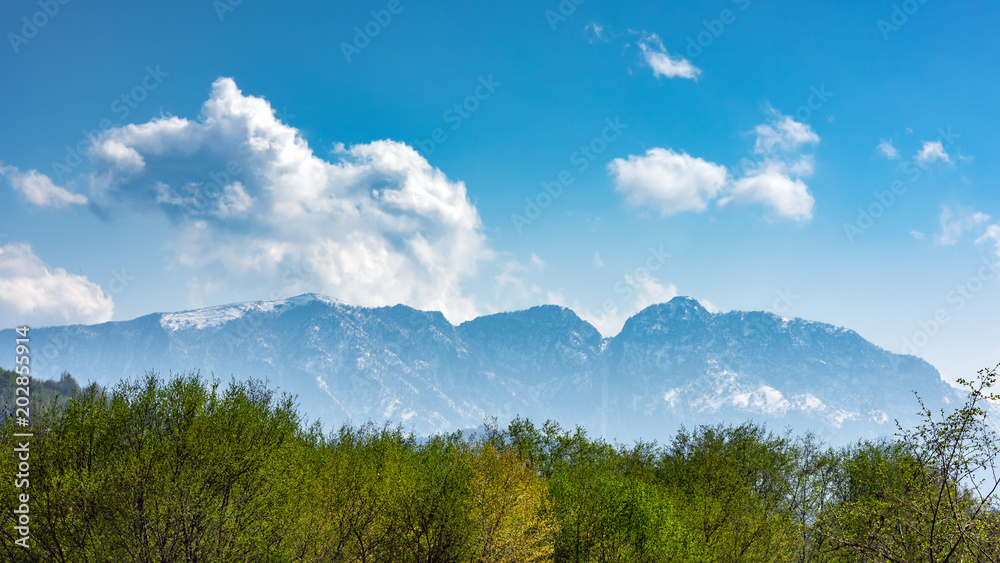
top-left (0, 294), bottom-right (967, 444)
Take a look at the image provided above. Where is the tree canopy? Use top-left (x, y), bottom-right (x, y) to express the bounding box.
top-left (2, 366), bottom-right (998, 562)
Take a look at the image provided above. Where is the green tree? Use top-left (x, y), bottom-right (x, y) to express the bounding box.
top-left (657, 423), bottom-right (799, 562)
top-left (290, 422), bottom-right (414, 562)
top-left (818, 365), bottom-right (1000, 562)
top-left (464, 440), bottom-right (558, 562)
top-left (1, 371), bottom-right (302, 562)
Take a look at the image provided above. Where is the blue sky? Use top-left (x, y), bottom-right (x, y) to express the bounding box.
top-left (1, 0), bottom-right (998, 384)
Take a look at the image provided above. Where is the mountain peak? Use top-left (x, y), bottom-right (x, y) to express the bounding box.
top-left (630, 296), bottom-right (712, 322)
top-left (667, 296), bottom-right (710, 311)
top-left (459, 304), bottom-right (600, 338)
top-left (159, 293), bottom-right (344, 331)
top-left (282, 293), bottom-right (344, 306)
top-left (1, 293), bottom-right (957, 444)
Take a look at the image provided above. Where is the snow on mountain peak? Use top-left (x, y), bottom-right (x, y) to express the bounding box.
top-left (6, 293), bottom-right (963, 445)
top-left (159, 293), bottom-right (344, 331)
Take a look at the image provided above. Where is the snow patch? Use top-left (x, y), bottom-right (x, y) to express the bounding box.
top-left (159, 293), bottom-right (344, 331)
top-left (161, 305), bottom-right (246, 330)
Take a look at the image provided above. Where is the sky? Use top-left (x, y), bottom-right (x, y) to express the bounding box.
top-left (1, 0), bottom-right (998, 385)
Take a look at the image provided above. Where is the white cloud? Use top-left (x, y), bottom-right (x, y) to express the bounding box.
top-left (721, 109), bottom-right (819, 221)
top-left (78, 77), bottom-right (490, 322)
top-left (609, 148), bottom-right (729, 215)
top-left (935, 206), bottom-right (990, 245)
top-left (90, 139), bottom-right (146, 173)
top-left (753, 113), bottom-right (820, 156)
top-left (877, 139), bottom-right (900, 160)
top-left (1, 165), bottom-right (88, 209)
top-left (495, 254), bottom-right (545, 302)
top-left (214, 182), bottom-right (255, 219)
top-left (584, 22), bottom-right (606, 43)
top-left (610, 110), bottom-right (819, 222)
top-left (916, 141), bottom-right (951, 166)
top-left (0, 243), bottom-right (113, 328)
top-left (910, 230), bottom-right (925, 240)
top-left (727, 165), bottom-right (815, 222)
top-left (638, 34), bottom-right (701, 80)
top-left (629, 275), bottom-right (679, 306)
top-left (698, 298), bottom-right (720, 313)
top-left (976, 224), bottom-right (1000, 258)
top-left (592, 251), bottom-right (604, 267)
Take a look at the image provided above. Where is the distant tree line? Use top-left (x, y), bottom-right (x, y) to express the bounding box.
top-left (1, 366), bottom-right (999, 562)
top-left (0, 368), bottom-right (83, 416)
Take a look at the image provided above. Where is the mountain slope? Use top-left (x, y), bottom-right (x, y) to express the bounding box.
top-left (0, 294), bottom-right (965, 443)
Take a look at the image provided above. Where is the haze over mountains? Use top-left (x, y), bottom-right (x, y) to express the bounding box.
top-left (0, 293), bottom-right (968, 444)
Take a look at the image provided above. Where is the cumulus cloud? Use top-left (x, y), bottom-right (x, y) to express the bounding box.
top-left (78, 78), bottom-right (490, 322)
top-left (717, 109), bottom-right (819, 222)
top-left (638, 34), bottom-right (701, 80)
top-left (90, 139), bottom-right (146, 174)
top-left (877, 139), bottom-right (900, 160)
top-left (0, 243), bottom-right (114, 328)
top-left (935, 206), bottom-right (990, 245)
top-left (609, 148), bottom-right (729, 215)
top-left (728, 165), bottom-right (815, 222)
top-left (916, 141), bottom-right (951, 166)
top-left (610, 109), bottom-right (819, 223)
top-left (1, 165), bottom-right (88, 208)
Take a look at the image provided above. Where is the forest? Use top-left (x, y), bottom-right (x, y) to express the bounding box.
top-left (1, 366), bottom-right (999, 562)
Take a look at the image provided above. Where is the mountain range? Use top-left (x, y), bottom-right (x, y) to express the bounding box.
top-left (0, 294), bottom-right (971, 444)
